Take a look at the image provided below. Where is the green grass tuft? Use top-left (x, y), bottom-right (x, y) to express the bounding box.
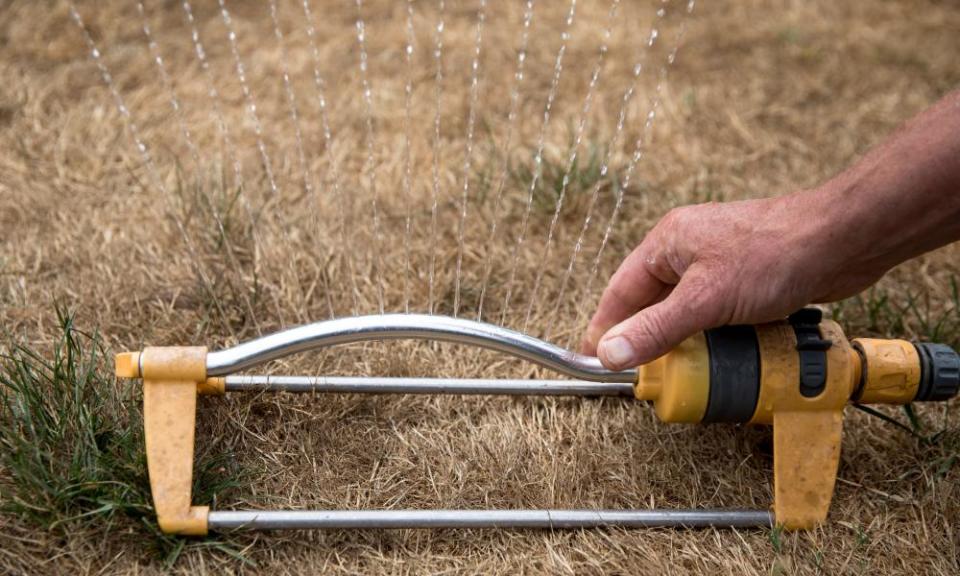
top-left (768, 524), bottom-right (785, 553)
top-left (0, 307), bottom-right (248, 565)
top-left (511, 142), bottom-right (611, 219)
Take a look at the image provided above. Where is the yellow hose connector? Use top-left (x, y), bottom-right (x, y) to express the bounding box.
top-left (852, 338), bottom-right (921, 404)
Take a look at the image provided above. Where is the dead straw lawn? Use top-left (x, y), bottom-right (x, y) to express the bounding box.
top-left (1, 0), bottom-right (959, 574)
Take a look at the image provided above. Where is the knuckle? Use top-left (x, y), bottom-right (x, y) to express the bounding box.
top-left (605, 281), bottom-right (632, 305)
top-left (679, 274), bottom-right (714, 303)
top-left (679, 274), bottom-right (732, 326)
top-left (643, 313), bottom-right (673, 354)
top-left (661, 207), bottom-right (686, 228)
top-left (625, 311), bottom-right (672, 356)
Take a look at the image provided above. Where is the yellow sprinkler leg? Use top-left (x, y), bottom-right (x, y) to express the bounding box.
top-left (755, 320), bottom-right (859, 529)
top-left (116, 347), bottom-right (210, 535)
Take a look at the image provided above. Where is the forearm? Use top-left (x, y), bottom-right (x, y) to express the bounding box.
top-left (803, 89), bottom-right (960, 285)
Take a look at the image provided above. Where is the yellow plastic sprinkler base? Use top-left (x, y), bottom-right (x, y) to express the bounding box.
top-left (118, 347), bottom-right (210, 535)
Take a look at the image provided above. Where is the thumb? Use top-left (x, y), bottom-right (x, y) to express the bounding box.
top-left (596, 271), bottom-right (726, 370)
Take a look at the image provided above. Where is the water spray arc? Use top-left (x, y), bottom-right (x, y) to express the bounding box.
top-left (71, 0), bottom-right (699, 330)
top-left (354, 0), bottom-right (387, 314)
top-left (475, 0), bottom-right (536, 323)
top-left (521, 0), bottom-right (621, 332)
top-left (427, 0), bottom-right (447, 315)
top-left (69, 2), bottom-right (240, 336)
top-left (138, 1), bottom-right (263, 333)
top-left (301, 0), bottom-right (362, 317)
top-left (499, 0), bottom-right (578, 327)
top-left (452, 0), bottom-right (488, 318)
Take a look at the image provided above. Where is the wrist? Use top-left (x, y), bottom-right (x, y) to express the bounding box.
top-left (773, 176), bottom-right (919, 303)
top-left (766, 185), bottom-right (875, 299)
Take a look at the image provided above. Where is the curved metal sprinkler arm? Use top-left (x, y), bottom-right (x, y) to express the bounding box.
top-left (206, 314), bottom-right (636, 383)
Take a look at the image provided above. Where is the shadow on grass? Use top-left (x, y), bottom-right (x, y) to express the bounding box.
top-left (0, 306), bottom-right (251, 568)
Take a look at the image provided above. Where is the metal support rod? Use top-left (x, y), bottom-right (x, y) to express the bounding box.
top-left (206, 314), bottom-right (635, 382)
top-left (224, 375), bottom-right (635, 396)
top-left (207, 509), bottom-right (774, 530)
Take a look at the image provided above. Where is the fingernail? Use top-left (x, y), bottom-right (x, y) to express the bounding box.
top-left (600, 336), bottom-right (637, 368)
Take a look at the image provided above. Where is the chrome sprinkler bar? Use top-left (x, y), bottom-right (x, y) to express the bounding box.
top-left (206, 314), bottom-right (636, 382)
top-left (207, 509), bottom-right (773, 531)
top-left (224, 375), bottom-right (635, 396)
top-left (122, 314), bottom-right (775, 533)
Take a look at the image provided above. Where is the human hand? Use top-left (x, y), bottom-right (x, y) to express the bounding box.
top-left (582, 191), bottom-right (888, 370)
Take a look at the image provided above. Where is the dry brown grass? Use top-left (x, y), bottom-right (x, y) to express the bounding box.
top-left (1, 0), bottom-right (959, 573)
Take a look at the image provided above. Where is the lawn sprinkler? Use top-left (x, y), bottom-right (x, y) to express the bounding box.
top-left (115, 308), bottom-right (959, 535)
